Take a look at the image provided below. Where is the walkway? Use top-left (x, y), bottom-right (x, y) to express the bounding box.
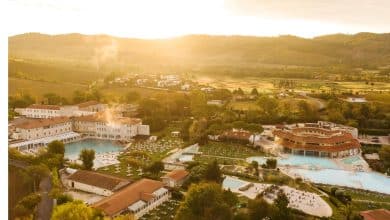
top-left (37, 176), bottom-right (53, 220)
top-left (9, 159), bottom-right (54, 220)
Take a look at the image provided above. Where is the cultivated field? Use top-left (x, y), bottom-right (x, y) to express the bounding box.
top-left (9, 77), bottom-right (87, 101)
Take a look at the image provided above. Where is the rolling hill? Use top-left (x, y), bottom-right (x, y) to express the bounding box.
top-left (9, 32), bottom-right (390, 72)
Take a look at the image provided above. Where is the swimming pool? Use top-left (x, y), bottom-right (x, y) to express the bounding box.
top-left (341, 156), bottom-right (362, 165)
top-left (65, 139), bottom-right (123, 160)
top-left (222, 176), bottom-right (248, 190)
top-left (247, 155), bottom-right (339, 169)
top-left (178, 154), bottom-right (194, 162)
top-left (292, 169), bottom-right (390, 194)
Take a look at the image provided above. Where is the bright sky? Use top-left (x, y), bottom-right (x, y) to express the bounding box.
top-left (7, 0), bottom-right (390, 39)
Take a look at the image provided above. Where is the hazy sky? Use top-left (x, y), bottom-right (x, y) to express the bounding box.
top-left (7, 0), bottom-right (390, 38)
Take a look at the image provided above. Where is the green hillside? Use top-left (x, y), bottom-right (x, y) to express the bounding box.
top-left (9, 32), bottom-right (390, 72)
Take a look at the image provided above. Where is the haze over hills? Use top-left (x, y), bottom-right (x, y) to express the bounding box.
top-left (9, 32), bottom-right (390, 70)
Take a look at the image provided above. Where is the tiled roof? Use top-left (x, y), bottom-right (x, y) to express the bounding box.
top-left (162, 169), bottom-right (189, 181)
top-left (15, 116), bottom-right (70, 129)
top-left (77, 101), bottom-right (100, 108)
top-left (93, 179), bottom-right (165, 216)
top-left (280, 139), bottom-right (361, 152)
top-left (27, 104), bottom-right (60, 110)
top-left (67, 170), bottom-right (131, 191)
top-left (360, 209), bottom-right (390, 220)
top-left (74, 113), bottom-right (142, 125)
top-left (273, 129), bottom-right (355, 144)
top-left (220, 129), bottom-right (252, 140)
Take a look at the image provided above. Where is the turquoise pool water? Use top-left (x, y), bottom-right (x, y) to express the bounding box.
top-left (65, 139), bottom-right (123, 160)
top-left (294, 169), bottom-right (390, 194)
top-left (222, 176), bottom-right (247, 190)
top-left (247, 155), bottom-right (339, 169)
top-left (341, 156), bottom-right (362, 165)
top-left (178, 155), bottom-right (194, 162)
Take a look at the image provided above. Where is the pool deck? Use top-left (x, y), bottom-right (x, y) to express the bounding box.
top-left (222, 175), bottom-right (332, 217)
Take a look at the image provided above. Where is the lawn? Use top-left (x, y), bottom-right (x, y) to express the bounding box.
top-left (100, 86), bottom-right (176, 102)
top-left (140, 199), bottom-right (181, 220)
top-left (315, 184), bottom-right (390, 220)
top-left (316, 184), bottom-right (390, 203)
top-left (199, 141), bottom-right (266, 159)
top-left (96, 137), bottom-right (183, 179)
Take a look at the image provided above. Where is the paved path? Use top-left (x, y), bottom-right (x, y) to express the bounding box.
top-left (37, 176), bottom-right (53, 220)
top-left (201, 154), bottom-right (245, 161)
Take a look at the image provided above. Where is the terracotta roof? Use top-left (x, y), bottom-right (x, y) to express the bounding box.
top-left (360, 209), bottom-right (390, 220)
top-left (281, 139), bottom-right (361, 152)
top-left (220, 129), bottom-right (252, 140)
top-left (15, 116), bottom-right (70, 129)
top-left (162, 169), bottom-right (189, 181)
top-left (293, 127), bottom-right (341, 135)
top-left (27, 104), bottom-right (60, 110)
top-left (273, 129), bottom-right (355, 144)
top-left (68, 170), bottom-right (131, 191)
top-left (93, 179), bottom-right (165, 216)
top-left (77, 101), bottom-right (100, 108)
top-left (74, 113), bottom-right (142, 125)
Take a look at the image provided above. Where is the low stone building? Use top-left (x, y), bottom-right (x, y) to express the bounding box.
top-left (93, 178), bottom-right (170, 219)
top-left (65, 170), bottom-right (131, 196)
top-left (161, 169), bottom-right (189, 188)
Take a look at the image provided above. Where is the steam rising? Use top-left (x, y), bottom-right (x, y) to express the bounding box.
top-left (89, 37), bottom-right (119, 71)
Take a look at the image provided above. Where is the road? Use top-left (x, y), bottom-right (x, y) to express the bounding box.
top-left (9, 159), bottom-right (53, 220)
top-left (300, 93), bottom-right (326, 110)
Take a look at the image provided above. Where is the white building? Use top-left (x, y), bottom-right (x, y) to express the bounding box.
top-left (73, 112), bottom-right (150, 141)
top-left (11, 116), bottom-right (72, 140)
top-left (181, 84), bottom-right (190, 91)
top-left (161, 169), bottom-right (189, 188)
top-left (93, 179), bottom-right (170, 219)
top-left (77, 101), bottom-right (107, 112)
top-left (207, 100), bottom-right (224, 106)
top-left (65, 170), bottom-right (131, 196)
top-left (346, 97), bottom-right (367, 103)
top-left (9, 116), bottom-right (78, 151)
top-left (15, 104), bottom-right (61, 118)
top-left (15, 101), bottom-right (106, 119)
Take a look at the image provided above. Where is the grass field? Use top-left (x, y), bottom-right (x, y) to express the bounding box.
top-left (9, 77), bottom-right (87, 101)
top-left (9, 78), bottom-right (176, 103)
top-left (227, 101), bottom-right (261, 111)
top-left (196, 75), bottom-right (390, 94)
top-left (100, 86), bottom-right (176, 101)
top-left (200, 141), bottom-right (265, 159)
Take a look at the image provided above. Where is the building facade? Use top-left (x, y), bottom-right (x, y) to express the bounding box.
top-left (273, 122), bottom-right (361, 158)
top-left (93, 179), bottom-right (170, 219)
top-left (73, 113), bottom-right (150, 141)
top-left (11, 117), bottom-right (72, 140)
top-left (77, 101), bottom-right (107, 112)
top-left (15, 101), bottom-right (106, 119)
top-left (65, 170), bottom-right (131, 197)
top-left (161, 169), bottom-right (189, 188)
top-left (15, 104), bottom-right (61, 118)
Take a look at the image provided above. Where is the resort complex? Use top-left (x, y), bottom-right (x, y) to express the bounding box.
top-left (273, 121), bottom-right (361, 158)
top-left (9, 101), bottom-right (150, 151)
